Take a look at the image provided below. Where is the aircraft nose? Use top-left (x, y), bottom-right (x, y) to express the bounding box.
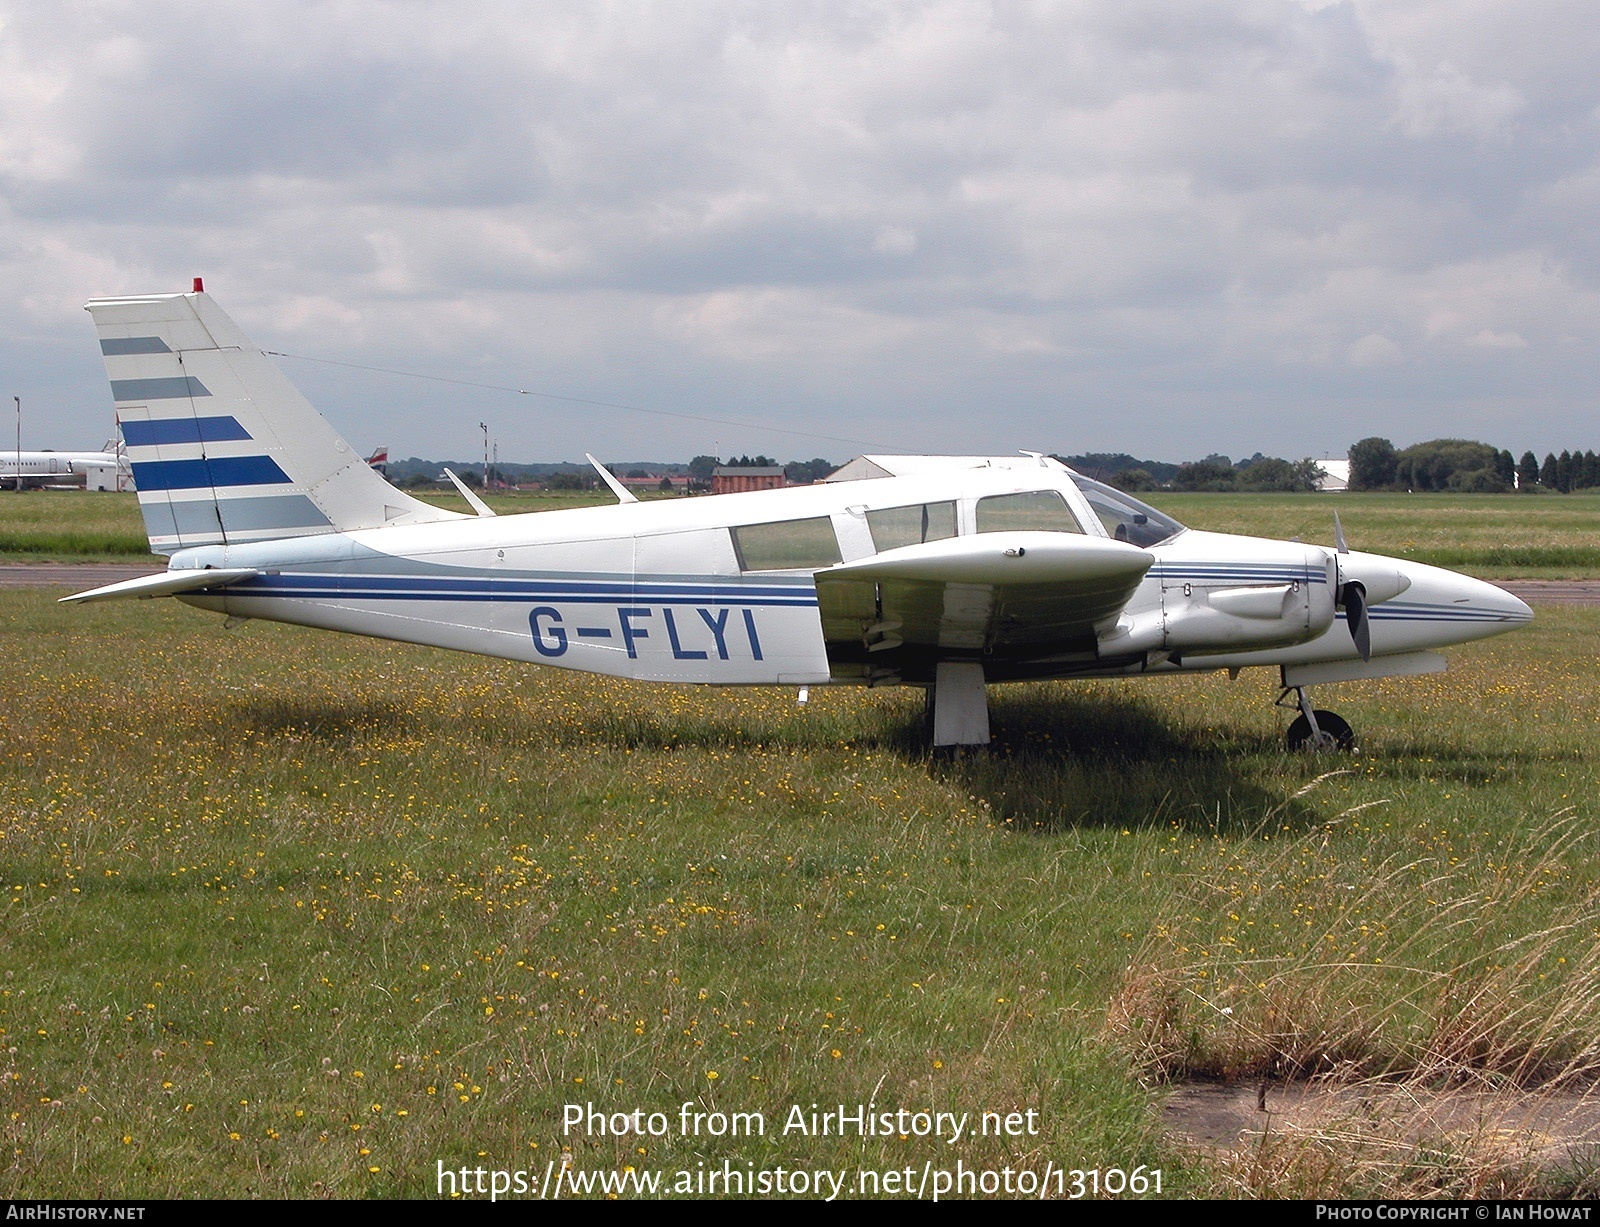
top-left (1476, 579), bottom-right (1534, 625)
top-left (1385, 559), bottom-right (1534, 647)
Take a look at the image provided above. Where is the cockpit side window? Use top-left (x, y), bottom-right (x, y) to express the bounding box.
top-left (730, 516), bottom-right (843, 572)
top-left (1068, 475), bottom-right (1185, 547)
top-left (974, 490), bottom-right (1084, 534)
top-left (865, 501), bottom-right (957, 552)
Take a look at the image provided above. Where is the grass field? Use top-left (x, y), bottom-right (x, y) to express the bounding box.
top-left (3, 588), bottom-right (1597, 1198)
top-left (2, 488), bottom-right (1597, 577)
top-left (0, 492), bottom-right (155, 561)
top-left (1149, 491), bottom-right (1600, 579)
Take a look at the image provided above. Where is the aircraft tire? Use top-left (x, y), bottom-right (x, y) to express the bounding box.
top-left (1286, 709), bottom-right (1355, 752)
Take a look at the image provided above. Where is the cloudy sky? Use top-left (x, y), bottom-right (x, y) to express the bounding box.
top-left (3, 0), bottom-right (1598, 466)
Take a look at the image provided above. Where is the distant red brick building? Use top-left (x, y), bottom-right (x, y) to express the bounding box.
top-left (712, 466), bottom-right (786, 495)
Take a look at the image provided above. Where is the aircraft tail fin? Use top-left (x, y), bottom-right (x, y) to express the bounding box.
top-left (86, 289), bottom-right (462, 555)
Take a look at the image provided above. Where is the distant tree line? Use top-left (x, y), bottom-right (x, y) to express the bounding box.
top-left (1058, 453), bottom-right (1181, 485)
top-left (1536, 450), bottom-right (1600, 491)
top-left (383, 440), bottom-right (1600, 499)
top-left (387, 454), bottom-right (840, 492)
top-left (1174, 454), bottom-right (1326, 493)
top-left (1059, 452), bottom-right (1325, 493)
top-left (386, 457), bottom-right (672, 488)
top-left (1349, 438), bottom-right (1600, 493)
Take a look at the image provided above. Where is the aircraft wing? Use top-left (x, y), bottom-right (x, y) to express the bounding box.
top-left (814, 532), bottom-right (1152, 658)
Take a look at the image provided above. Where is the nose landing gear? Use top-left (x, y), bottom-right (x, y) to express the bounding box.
top-left (1277, 686), bottom-right (1356, 752)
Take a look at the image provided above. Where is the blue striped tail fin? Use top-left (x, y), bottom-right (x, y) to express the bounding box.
top-left (86, 290), bottom-right (461, 555)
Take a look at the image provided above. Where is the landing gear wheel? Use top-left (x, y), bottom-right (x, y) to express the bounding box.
top-left (1286, 709), bottom-right (1355, 752)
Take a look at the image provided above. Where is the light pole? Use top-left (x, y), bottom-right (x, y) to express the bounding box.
top-left (480, 422), bottom-right (488, 490)
top-left (13, 397), bottom-right (19, 493)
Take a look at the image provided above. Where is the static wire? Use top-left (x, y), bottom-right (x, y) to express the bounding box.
top-left (263, 350), bottom-right (891, 454)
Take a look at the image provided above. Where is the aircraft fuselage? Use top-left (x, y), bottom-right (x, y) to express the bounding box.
top-left (163, 466), bottom-right (1530, 690)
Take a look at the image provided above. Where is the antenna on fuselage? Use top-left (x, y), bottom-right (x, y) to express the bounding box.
top-left (1019, 449), bottom-right (1068, 471)
top-left (586, 453), bottom-right (639, 504)
top-left (442, 467), bottom-right (496, 517)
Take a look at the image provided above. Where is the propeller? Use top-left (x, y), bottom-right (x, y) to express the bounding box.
top-left (1332, 511), bottom-right (1371, 661)
top-left (1343, 581), bottom-right (1370, 661)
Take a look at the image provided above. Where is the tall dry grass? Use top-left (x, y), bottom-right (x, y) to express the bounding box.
top-left (1108, 787), bottom-right (1600, 1196)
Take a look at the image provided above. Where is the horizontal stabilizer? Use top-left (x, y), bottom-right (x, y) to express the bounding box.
top-left (59, 567), bottom-right (262, 604)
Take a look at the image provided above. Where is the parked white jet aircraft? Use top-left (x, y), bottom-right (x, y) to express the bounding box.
top-left (3, 445), bottom-right (130, 489)
top-left (65, 287), bottom-right (1533, 749)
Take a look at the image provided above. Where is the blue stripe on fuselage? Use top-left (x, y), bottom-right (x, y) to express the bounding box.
top-left (1351, 606), bottom-right (1515, 623)
top-left (1160, 565), bottom-right (1326, 584)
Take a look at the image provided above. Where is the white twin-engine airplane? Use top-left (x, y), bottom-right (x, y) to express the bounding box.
top-left (66, 286), bottom-right (1532, 750)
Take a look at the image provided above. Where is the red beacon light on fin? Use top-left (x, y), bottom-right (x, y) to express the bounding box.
top-left (193, 277), bottom-right (204, 293)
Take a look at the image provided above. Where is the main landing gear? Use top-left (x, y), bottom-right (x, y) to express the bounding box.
top-left (1277, 686), bottom-right (1356, 752)
top-left (927, 661), bottom-right (991, 749)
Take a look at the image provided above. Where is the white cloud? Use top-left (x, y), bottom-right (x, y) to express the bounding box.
top-left (653, 288), bottom-right (918, 363)
top-left (1389, 63), bottom-right (1524, 140)
top-left (1468, 329), bottom-right (1528, 350)
top-left (3, 0), bottom-right (1600, 459)
top-left (1347, 333), bottom-right (1404, 367)
top-left (872, 226), bottom-right (917, 257)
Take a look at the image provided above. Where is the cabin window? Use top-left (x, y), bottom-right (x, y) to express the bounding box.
top-left (974, 490), bottom-right (1083, 534)
top-left (731, 516), bottom-right (843, 571)
top-left (866, 501), bottom-right (957, 553)
top-left (1068, 475), bottom-right (1185, 547)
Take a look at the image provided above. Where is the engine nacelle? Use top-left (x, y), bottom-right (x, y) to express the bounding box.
top-left (1155, 537), bottom-right (1337, 656)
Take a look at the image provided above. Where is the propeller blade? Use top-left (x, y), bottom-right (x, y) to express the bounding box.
top-left (1343, 581), bottom-right (1370, 661)
top-left (1333, 510), bottom-right (1349, 555)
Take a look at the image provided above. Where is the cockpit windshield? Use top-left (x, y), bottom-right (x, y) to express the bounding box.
top-left (1068, 474), bottom-right (1185, 547)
